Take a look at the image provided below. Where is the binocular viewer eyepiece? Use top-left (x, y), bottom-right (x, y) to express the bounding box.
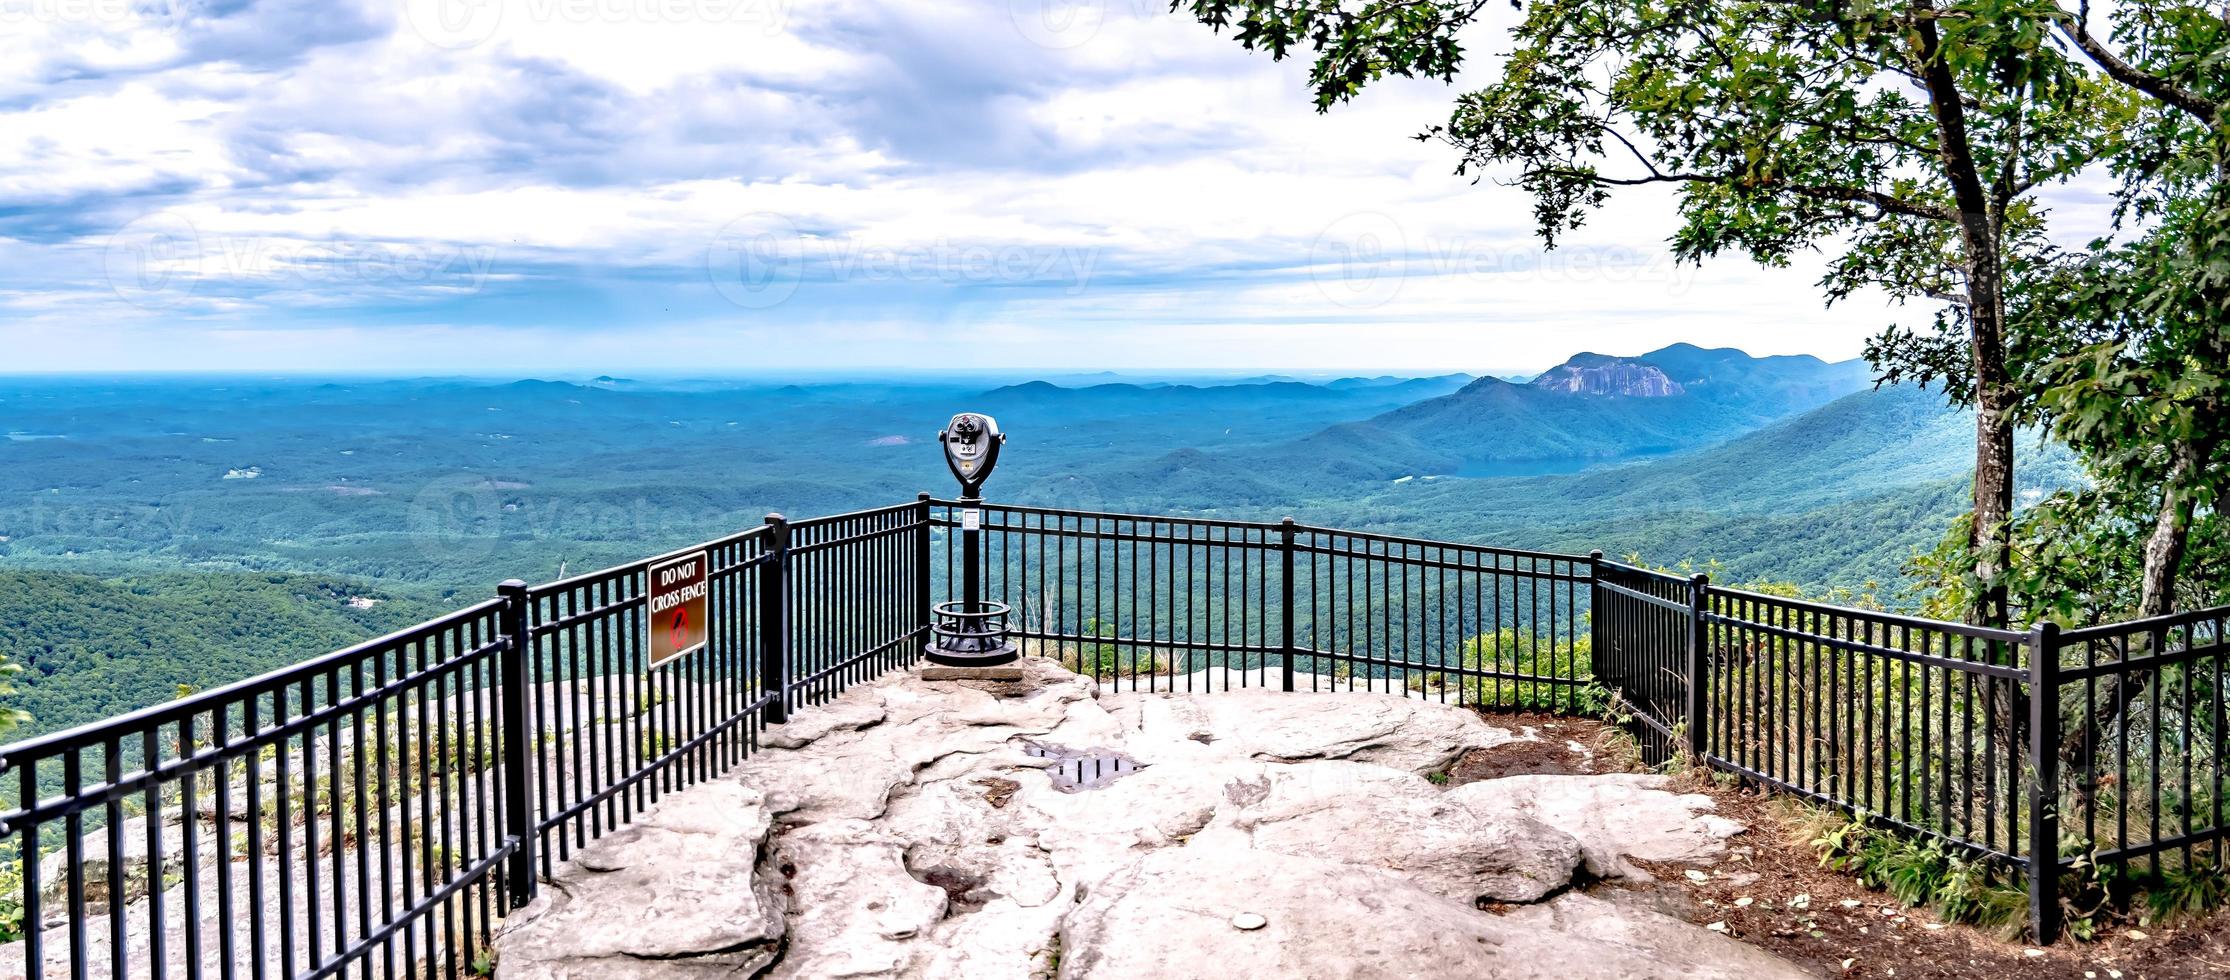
top-left (938, 412), bottom-right (1004, 499)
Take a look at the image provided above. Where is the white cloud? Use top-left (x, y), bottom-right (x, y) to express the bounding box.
top-left (0, 0), bottom-right (1969, 373)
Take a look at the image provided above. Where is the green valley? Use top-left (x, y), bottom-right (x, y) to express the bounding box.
top-left (0, 346), bottom-right (2063, 736)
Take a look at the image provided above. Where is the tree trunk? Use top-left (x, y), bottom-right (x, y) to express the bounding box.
top-left (2134, 445), bottom-right (2202, 621)
top-left (2059, 439), bottom-right (2209, 786)
top-left (1909, 1), bottom-right (2017, 630)
top-left (1908, 2), bottom-right (2024, 767)
top-left (1968, 330), bottom-right (2017, 629)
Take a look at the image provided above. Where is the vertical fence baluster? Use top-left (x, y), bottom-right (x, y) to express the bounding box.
top-left (2028, 620), bottom-right (2063, 943)
top-left (1280, 519), bottom-right (1297, 693)
top-left (760, 515), bottom-right (792, 725)
top-left (498, 580), bottom-right (535, 909)
top-left (1687, 574), bottom-right (1710, 762)
top-left (916, 495), bottom-right (933, 659)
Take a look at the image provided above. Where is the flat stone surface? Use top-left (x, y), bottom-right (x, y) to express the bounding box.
top-left (1059, 848), bottom-right (1812, 980)
top-left (1211, 760), bottom-right (1585, 903)
top-left (501, 781), bottom-right (785, 978)
top-left (1449, 773), bottom-right (1746, 879)
top-left (495, 658), bottom-right (1795, 979)
top-left (1104, 685), bottom-right (1521, 774)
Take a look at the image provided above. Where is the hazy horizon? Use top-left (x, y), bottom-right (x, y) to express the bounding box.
top-left (0, 339), bottom-right (1864, 383)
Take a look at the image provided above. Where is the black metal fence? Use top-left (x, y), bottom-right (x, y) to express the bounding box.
top-left (512, 501), bottom-right (925, 885)
top-left (942, 500), bottom-right (1591, 710)
top-left (1589, 567), bottom-right (2227, 942)
top-left (2054, 609), bottom-right (2229, 885)
top-left (1590, 558), bottom-right (1700, 752)
top-left (0, 501), bottom-right (928, 980)
top-left (0, 599), bottom-right (516, 980)
top-left (0, 496), bottom-right (2222, 973)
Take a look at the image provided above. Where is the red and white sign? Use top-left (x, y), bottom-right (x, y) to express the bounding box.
top-left (646, 551), bottom-right (710, 668)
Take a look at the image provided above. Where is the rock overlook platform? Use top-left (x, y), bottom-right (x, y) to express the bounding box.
top-left (496, 659), bottom-right (1808, 979)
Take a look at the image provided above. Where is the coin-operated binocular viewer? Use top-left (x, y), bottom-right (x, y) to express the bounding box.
top-left (927, 412), bottom-right (1018, 667)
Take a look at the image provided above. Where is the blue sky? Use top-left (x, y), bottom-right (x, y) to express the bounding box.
top-left (0, 0), bottom-right (1971, 374)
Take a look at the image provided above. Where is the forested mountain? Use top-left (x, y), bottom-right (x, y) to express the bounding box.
top-left (0, 571), bottom-right (448, 741)
top-left (1296, 384), bottom-right (2085, 587)
top-left (0, 353), bottom-right (2049, 736)
top-left (1072, 344), bottom-right (1875, 489)
top-left (1368, 345), bottom-right (1870, 472)
top-left (0, 372), bottom-right (1477, 591)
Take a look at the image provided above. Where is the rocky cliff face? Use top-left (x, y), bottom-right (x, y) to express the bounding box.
top-left (1529, 358), bottom-right (1686, 397)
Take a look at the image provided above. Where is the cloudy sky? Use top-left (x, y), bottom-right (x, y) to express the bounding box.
top-left (1, 0), bottom-right (1952, 375)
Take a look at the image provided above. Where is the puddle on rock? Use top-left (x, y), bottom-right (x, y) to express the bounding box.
top-left (1017, 740), bottom-right (1147, 792)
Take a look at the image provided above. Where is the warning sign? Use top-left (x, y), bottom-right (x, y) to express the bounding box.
top-left (646, 550), bottom-right (709, 669)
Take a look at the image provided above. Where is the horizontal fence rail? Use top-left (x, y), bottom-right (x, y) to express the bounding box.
top-left (933, 500), bottom-right (1592, 710)
top-left (2, 493), bottom-right (2226, 968)
top-left (0, 601), bottom-right (515, 980)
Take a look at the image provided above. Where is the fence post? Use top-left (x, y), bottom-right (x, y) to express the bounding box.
top-left (1280, 518), bottom-right (1297, 692)
top-left (1586, 551), bottom-right (1604, 686)
top-left (2027, 620), bottom-right (2063, 944)
top-left (496, 578), bottom-right (536, 908)
top-left (1686, 573), bottom-right (1710, 763)
top-left (916, 493), bottom-right (934, 657)
top-left (760, 514), bottom-right (791, 726)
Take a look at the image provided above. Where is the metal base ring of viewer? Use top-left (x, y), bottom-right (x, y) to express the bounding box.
top-left (924, 598), bottom-right (1021, 666)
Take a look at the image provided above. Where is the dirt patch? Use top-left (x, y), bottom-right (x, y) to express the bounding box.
top-left (1470, 710), bottom-right (2230, 978)
top-left (975, 776), bottom-right (1020, 809)
top-left (1637, 781), bottom-right (2230, 979)
top-left (1448, 712), bottom-right (1622, 784)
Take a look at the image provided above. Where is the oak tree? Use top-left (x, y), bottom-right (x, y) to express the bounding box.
top-left (1176, 0), bottom-right (2140, 628)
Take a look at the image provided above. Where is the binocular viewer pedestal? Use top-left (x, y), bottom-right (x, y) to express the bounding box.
top-left (930, 411), bottom-right (1015, 675)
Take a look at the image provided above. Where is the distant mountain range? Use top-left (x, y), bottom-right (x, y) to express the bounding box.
top-left (982, 374), bottom-right (1474, 407)
top-left (1292, 382), bottom-right (2083, 587)
top-left (1253, 344), bottom-right (1873, 480)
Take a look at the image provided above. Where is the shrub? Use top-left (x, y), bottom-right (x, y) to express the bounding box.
top-left (1809, 813), bottom-right (2031, 938)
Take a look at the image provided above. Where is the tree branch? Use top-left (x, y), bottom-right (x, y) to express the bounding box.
top-left (1781, 181), bottom-right (1959, 222)
top-left (2055, 1), bottom-right (2224, 126)
top-left (1527, 163), bottom-right (1957, 222)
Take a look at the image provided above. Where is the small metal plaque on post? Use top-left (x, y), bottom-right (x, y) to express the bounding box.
top-left (646, 550), bottom-right (710, 669)
top-left (961, 508), bottom-right (981, 532)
